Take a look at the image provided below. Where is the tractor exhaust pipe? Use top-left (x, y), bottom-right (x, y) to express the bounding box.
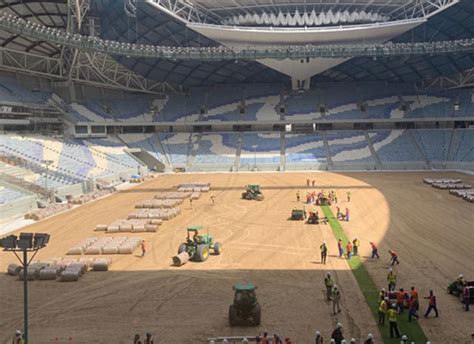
top-left (172, 252), bottom-right (190, 266)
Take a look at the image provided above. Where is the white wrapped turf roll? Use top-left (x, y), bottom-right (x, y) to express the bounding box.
top-left (92, 259), bottom-right (109, 271)
top-left (145, 225), bottom-right (157, 232)
top-left (102, 246), bottom-right (118, 254)
top-left (67, 247), bottom-right (84, 255)
top-left (107, 225), bottom-right (119, 233)
top-left (118, 245), bottom-right (134, 254)
top-left (84, 246), bottom-right (101, 255)
top-left (7, 263), bottom-right (22, 276)
top-left (59, 270), bottom-right (80, 282)
top-left (95, 224), bottom-right (108, 231)
top-left (38, 268), bottom-right (58, 280)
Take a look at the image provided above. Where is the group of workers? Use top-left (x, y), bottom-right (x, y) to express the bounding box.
top-left (133, 333), bottom-right (154, 344)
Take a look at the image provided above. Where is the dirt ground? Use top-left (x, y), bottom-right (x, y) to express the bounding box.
top-left (1, 172), bottom-right (473, 344)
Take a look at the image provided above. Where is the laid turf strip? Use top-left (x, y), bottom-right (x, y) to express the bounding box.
top-left (321, 205), bottom-right (428, 344)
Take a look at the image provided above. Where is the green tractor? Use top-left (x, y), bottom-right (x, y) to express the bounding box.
top-left (242, 184), bottom-right (264, 201)
top-left (172, 226), bottom-right (222, 266)
top-left (289, 207), bottom-right (306, 221)
top-left (229, 283), bottom-right (261, 327)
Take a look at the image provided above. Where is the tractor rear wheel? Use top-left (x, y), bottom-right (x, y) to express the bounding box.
top-left (214, 242), bottom-right (222, 255)
top-left (178, 243), bottom-right (187, 255)
top-left (251, 304), bottom-right (261, 326)
top-left (229, 305), bottom-right (238, 326)
top-left (196, 244), bottom-right (209, 262)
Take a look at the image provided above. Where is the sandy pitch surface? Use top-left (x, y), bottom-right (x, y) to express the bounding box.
top-left (1, 172), bottom-right (473, 344)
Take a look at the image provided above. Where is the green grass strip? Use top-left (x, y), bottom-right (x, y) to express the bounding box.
top-left (321, 205), bottom-right (428, 344)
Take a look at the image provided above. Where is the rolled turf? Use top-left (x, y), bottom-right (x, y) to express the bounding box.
top-left (321, 205), bottom-right (428, 344)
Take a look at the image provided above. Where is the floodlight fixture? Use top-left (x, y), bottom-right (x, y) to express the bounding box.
top-left (18, 233), bottom-right (33, 250)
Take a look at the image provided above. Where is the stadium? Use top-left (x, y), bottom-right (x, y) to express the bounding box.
top-left (0, 0), bottom-right (473, 343)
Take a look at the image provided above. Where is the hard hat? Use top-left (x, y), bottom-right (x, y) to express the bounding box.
top-left (367, 333), bottom-right (373, 339)
top-left (15, 330), bottom-right (21, 336)
top-left (351, 338), bottom-right (356, 343)
top-left (392, 303), bottom-right (397, 308)
top-left (323, 241), bottom-right (326, 244)
top-left (222, 339), bottom-right (229, 344)
top-left (336, 322), bottom-right (342, 328)
top-left (330, 340), bottom-right (336, 344)
top-left (315, 330), bottom-right (320, 335)
top-left (384, 297), bottom-right (389, 301)
top-left (402, 335), bottom-right (408, 340)
top-left (426, 342), bottom-right (432, 344)
top-left (389, 268), bottom-right (392, 272)
top-left (341, 340), bottom-right (347, 344)
top-left (459, 274), bottom-right (463, 278)
top-left (209, 341), bottom-right (215, 344)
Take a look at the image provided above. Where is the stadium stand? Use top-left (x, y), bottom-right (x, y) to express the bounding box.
top-left (192, 133), bottom-right (239, 171)
top-left (240, 132), bottom-right (281, 169)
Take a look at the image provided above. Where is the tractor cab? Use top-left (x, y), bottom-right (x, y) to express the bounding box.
top-left (233, 283), bottom-right (257, 306)
top-left (186, 226), bottom-right (213, 245)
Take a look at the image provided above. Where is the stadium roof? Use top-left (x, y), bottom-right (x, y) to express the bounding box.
top-left (0, 0), bottom-right (67, 57)
top-left (1, 0), bottom-right (474, 88)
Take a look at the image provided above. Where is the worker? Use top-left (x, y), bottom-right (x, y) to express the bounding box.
top-left (307, 179), bottom-right (310, 187)
top-left (336, 206), bottom-right (342, 220)
top-left (312, 180), bottom-right (316, 187)
top-left (364, 333), bottom-right (374, 344)
top-left (284, 338), bottom-right (293, 344)
top-left (296, 190), bottom-right (300, 202)
top-left (389, 250), bottom-right (399, 265)
top-left (338, 239), bottom-right (344, 258)
top-left (331, 323), bottom-right (344, 344)
top-left (347, 191), bottom-right (351, 202)
top-left (352, 238), bottom-right (360, 256)
top-left (11, 330), bottom-right (23, 344)
top-left (346, 241), bottom-right (353, 260)
top-left (378, 296), bottom-right (388, 326)
top-left (350, 339), bottom-right (356, 344)
top-left (387, 268), bottom-right (397, 292)
top-left (456, 274), bottom-right (464, 286)
top-left (315, 330), bottom-right (323, 344)
top-left (324, 272), bottom-right (334, 302)
top-left (273, 334), bottom-right (282, 344)
top-left (410, 286), bottom-right (419, 302)
top-left (222, 339), bottom-right (229, 344)
top-left (332, 285), bottom-right (342, 314)
top-left (141, 240), bottom-right (146, 257)
top-left (424, 290), bottom-right (439, 318)
top-left (387, 303), bottom-right (401, 338)
top-left (133, 334), bottom-right (142, 344)
top-left (341, 340), bottom-right (347, 344)
top-left (379, 288), bottom-right (387, 301)
top-left (320, 241), bottom-right (328, 265)
top-left (189, 198), bottom-right (193, 208)
top-left (330, 340), bottom-right (336, 344)
top-left (261, 331), bottom-right (269, 344)
top-left (370, 242), bottom-right (379, 259)
top-left (144, 333), bottom-right (154, 344)
top-left (400, 334), bottom-right (408, 344)
top-left (462, 284), bottom-right (470, 311)
top-left (209, 195), bottom-right (215, 205)
top-left (334, 192), bottom-right (338, 204)
top-left (345, 208), bottom-right (350, 222)
top-left (408, 295), bottom-right (419, 322)
top-left (396, 288), bottom-right (406, 314)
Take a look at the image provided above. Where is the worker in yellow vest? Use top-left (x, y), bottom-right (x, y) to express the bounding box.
top-left (378, 297), bottom-right (388, 326)
top-left (387, 304), bottom-right (401, 338)
top-left (387, 268), bottom-right (397, 292)
top-left (11, 330), bottom-right (24, 344)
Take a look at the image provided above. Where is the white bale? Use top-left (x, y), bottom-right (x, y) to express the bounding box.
top-left (67, 247), bottom-right (84, 255)
top-left (38, 269), bottom-right (58, 280)
top-left (92, 259), bottom-right (109, 271)
top-left (59, 270), bottom-right (80, 282)
top-left (118, 245), bottom-right (134, 254)
top-left (145, 225), bottom-right (158, 232)
top-left (7, 263), bottom-right (22, 276)
top-left (102, 246), bottom-right (119, 254)
top-left (95, 224), bottom-right (108, 231)
top-left (132, 224), bottom-right (146, 232)
top-left (119, 224), bottom-right (132, 232)
top-left (107, 225), bottom-right (119, 233)
top-left (18, 269), bottom-right (36, 281)
top-left (84, 246), bottom-right (101, 255)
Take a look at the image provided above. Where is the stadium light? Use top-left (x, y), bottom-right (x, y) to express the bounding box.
top-left (1, 232), bottom-right (50, 344)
